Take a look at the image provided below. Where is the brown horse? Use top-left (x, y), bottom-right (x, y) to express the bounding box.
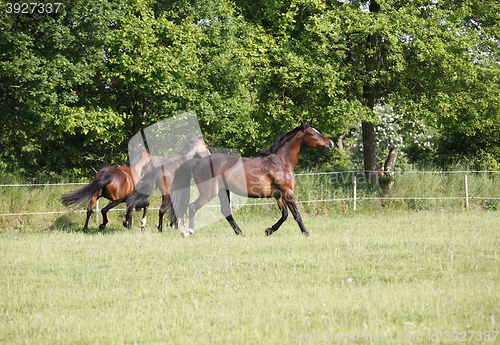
top-left (61, 149), bottom-right (152, 232)
top-left (168, 121), bottom-right (334, 237)
top-left (124, 136), bottom-right (210, 232)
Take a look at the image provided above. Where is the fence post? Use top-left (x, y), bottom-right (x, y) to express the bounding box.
top-left (353, 176), bottom-right (357, 211)
top-left (464, 175), bottom-right (469, 210)
top-left (96, 199), bottom-right (100, 224)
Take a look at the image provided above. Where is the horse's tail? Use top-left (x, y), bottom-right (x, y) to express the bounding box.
top-left (61, 171), bottom-right (113, 209)
top-left (168, 158), bottom-right (200, 227)
top-left (127, 167), bottom-right (160, 211)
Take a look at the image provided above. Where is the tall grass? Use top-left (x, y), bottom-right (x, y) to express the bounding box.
top-left (292, 170), bottom-right (500, 213)
top-left (1, 170), bottom-right (499, 231)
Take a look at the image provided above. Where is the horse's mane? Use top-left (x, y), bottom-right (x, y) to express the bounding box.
top-left (130, 149), bottom-right (149, 167)
top-left (177, 136), bottom-right (202, 156)
top-left (258, 122), bottom-right (310, 156)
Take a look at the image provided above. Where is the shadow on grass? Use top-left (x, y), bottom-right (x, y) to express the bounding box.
top-left (49, 214), bottom-right (134, 235)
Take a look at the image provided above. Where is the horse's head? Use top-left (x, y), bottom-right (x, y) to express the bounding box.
top-left (302, 121), bottom-right (334, 151)
top-left (130, 149), bottom-right (153, 167)
top-left (193, 135), bottom-right (211, 158)
top-left (141, 149), bottom-right (153, 164)
top-left (130, 149), bottom-right (153, 184)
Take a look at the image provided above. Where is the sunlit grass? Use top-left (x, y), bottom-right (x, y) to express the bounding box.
top-left (1, 210), bottom-right (499, 344)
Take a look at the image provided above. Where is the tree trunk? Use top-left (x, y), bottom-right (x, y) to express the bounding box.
top-left (361, 0), bottom-right (381, 186)
top-left (382, 147), bottom-right (398, 191)
top-left (336, 133), bottom-right (345, 153)
top-left (362, 122), bottom-right (378, 185)
top-left (384, 147), bottom-right (398, 172)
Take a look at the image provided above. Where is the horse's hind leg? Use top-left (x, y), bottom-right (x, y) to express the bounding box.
top-left (284, 193), bottom-right (309, 236)
top-left (99, 199), bottom-right (121, 231)
top-left (140, 204), bottom-right (148, 232)
top-left (123, 200), bottom-right (134, 229)
top-left (219, 189), bottom-right (243, 236)
top-left (83, 195), bottom-right (98, 233)
top-left (157, 194), bottom-right (169, 232)
top-left (265, 197), bottom-right (288, 236)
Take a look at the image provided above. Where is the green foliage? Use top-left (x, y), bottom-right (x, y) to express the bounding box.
top-left (404, 131), bottom-right (500, 171)
top-left (296, 147), bottom-right (352, 173)
top-left (0, 0), bottom-right (124, 175)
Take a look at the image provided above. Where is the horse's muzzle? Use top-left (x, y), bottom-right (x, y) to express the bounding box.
top-left (326, 140), bottom-right (334, 151)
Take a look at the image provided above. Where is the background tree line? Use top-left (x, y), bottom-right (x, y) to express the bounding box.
top-left (1, 0), bottom-right (499, 181)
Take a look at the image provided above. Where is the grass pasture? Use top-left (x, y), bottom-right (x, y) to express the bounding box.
top-left (1, 210), bottom-right (499, 344)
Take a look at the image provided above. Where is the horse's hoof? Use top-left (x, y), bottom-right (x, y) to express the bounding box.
top-left (139, 226), bottom-right (146, 233)
top-left (99, 224), bottom-right (106, 231)
top-left (303, 231), bottom-right (310, 237)
top-left (181, 229), bottom-right (194, 238)
top-left (122, 220), bottom-right (128, 228)
top-left (265, 228), bottom-right (272, 236)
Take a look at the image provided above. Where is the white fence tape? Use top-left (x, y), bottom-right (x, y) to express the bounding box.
top-left (1, 171), bottom-right (499, 217)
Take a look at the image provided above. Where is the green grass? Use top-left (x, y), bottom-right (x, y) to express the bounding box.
top-left (1, 210), bottom-right (499, 344)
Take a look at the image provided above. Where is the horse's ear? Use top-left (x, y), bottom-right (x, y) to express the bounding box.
top-left (307, 120), bottom-right (313, 126)
top-left (301, 121), bottom-right (305, 128)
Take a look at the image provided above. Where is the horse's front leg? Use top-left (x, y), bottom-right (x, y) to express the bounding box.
top-left (181, 202), bottom-right (198, 238)
top-left (181, 195), bottom-right (211, 238)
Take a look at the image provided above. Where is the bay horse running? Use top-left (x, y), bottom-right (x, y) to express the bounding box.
top-left (124, 136), bottom-right (210, 232)
top-left (168, 121), bottom-right (334, 237)
top-left (61, 149), bottom-right (152, 232)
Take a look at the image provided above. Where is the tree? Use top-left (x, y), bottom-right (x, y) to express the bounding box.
top-left (297, 0), bottom-right (500, 181)
top-left (0, 0), bottom-right (130, 175)
top-left (0, 0), bottom-right (264, 176)
top-left (2, 0), bottom-right (499, 178)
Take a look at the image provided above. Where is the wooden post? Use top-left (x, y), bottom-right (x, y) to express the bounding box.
top-left (465, 175), bottom-right (469, 210)
top-left (353, 176), bottom-right (357, 212)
